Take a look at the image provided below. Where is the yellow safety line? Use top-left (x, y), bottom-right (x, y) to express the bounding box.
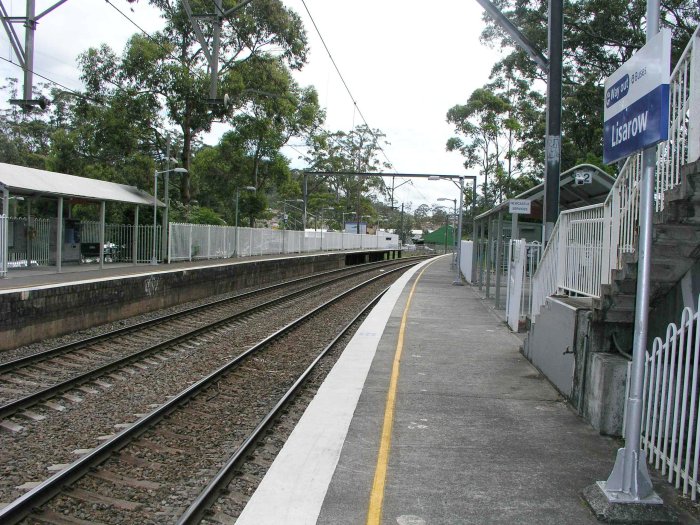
top-left (366, 260), bottom-right (435, 525)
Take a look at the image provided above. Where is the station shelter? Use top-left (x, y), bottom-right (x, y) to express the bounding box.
top-left (471, 163), bottom-right (616, 318)
top-left (0, 162), bottom-right (161, 277)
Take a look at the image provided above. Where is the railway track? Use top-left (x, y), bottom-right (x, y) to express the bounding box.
top-left (0, 258), bottom-right (420, 420)
top-left (0, 258), bottom-right (420, 523)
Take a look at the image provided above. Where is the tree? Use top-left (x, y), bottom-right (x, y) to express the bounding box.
top-left (446, 86), bottom-right (522, 206)
top-left (86, 0), bottom-right (309, 202)
top-left (302, 124), bottom-right (391, 230)
top-left (477, 0), bottom-right (699, 171)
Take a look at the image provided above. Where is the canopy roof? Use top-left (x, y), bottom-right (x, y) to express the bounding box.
top-left (474, 164), bottom-right (615, 222)
top-left (0, 163), bottom-right (162, 206)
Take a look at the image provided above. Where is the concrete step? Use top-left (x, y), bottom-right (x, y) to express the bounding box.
top-left (653, 222), bottom-right (700, 243)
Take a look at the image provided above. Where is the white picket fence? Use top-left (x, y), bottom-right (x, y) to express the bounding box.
top-left (532, 25), bottom-right (700, 320)
top-left (168, 222), bottom-right (400, 262)
top-left (639, 296), bottom-right (700, 500)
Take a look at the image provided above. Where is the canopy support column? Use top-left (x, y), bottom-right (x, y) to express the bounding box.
top-left (99, 201), bottom-right (106, 270)
top-left (56, 197), bottom-right (63, 273)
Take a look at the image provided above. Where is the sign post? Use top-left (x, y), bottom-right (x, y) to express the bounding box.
top-left (508, 200), bottom-right (531, 243)
top-left (592, 8), bottom-right (673, 513)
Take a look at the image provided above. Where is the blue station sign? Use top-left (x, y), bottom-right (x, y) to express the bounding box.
top-left (603, 29), bottom-right (672, 164)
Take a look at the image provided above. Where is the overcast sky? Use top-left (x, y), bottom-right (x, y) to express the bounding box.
top-left (0, 0), bottom-right (505, 209)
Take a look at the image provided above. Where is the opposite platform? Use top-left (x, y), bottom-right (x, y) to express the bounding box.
top-left (236, 255), bottom-right (698, 525)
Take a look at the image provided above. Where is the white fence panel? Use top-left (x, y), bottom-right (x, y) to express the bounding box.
top-left (637, 296), bottom-right (700, 500)
top-left (168, 223), bottom-right (398, 262)
top-left (506, 240), bottom-right (526, 331)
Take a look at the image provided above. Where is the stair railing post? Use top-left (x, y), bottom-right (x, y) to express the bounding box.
top-left (688, 32), bottom-right (700, 163)
top-left (556, 213), bottom-right (568, 293)
top-left (601, 201), bottom-right (613, 286)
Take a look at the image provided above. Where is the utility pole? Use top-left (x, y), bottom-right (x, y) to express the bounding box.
top-left (1, 0), bottom-right (68, 111)
top-left (473, 0), bottom-right (561, 243)
top-left (544, 0), bottom-right (563, 242)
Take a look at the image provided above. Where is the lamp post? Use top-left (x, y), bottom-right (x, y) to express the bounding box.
top-left (152, 167), bottom-right (188, 265)
top-left (234, 186), bottom-right (256, 257)
top-left (438, 197), bottom-right (457, 268)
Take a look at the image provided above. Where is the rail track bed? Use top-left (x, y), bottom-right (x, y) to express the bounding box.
top-left (0, 259), bottom-right (417, 415)
top-left (0, 258), bottom-right (420, 524)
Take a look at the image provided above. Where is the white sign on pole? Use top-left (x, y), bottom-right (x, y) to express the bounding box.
top-left (603, 29), bottom-right (671, 164)
top-left (509, 200), bottom-right (531, 214)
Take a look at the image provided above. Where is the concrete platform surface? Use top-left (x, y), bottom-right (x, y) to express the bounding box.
top-left (236, 255), bottom-right (699, 525)
top-left (0, 249), bottom-right (390, 292)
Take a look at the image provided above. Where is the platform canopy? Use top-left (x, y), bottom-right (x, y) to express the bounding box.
top-left (474, 163), bottom-right (615, 222)
top-left (0, 163), bottom-right (162, 206)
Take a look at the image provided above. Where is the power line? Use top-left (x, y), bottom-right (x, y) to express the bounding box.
top-left (299, 0), bottom-right (397, 173)
top-left (103, 0), bottom-right (177, 60)
top-left (0, 56), bottom-right (96, 103)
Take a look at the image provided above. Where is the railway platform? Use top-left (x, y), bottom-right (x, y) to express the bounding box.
top-left (235, 255), bottom-right (698, 525)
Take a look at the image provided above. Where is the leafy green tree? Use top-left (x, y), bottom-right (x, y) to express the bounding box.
top-left (302, 124), bottom-right (391, 229)
top-left (447, 86), bottom-right (522, 206)
top-left (478, 0), bottom-right (699, 171)
top-left (110, 0), bottom-right (309, 202)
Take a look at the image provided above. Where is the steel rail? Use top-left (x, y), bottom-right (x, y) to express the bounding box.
top-left (0, 261), bottom-right (416, 525)
top-left (0, 258), bottom-right (421, 373)
top-left (177, 288), bottom-right (388, 524)
top-left (0, 259), bottom-right (417, 420)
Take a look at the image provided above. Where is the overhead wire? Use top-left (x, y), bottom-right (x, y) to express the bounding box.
top-left (299, 0), bottom-right (398, 174)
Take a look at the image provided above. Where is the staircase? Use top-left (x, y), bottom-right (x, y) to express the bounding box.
top-left (598, 161), bottom-right (700, 327)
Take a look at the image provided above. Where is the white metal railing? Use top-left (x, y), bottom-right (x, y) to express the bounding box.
top-left (531, 25), bottom-right (700, 321)
top-left (168, 222), bottom-right (399, 262)
top-left (637, 296), bottom-right (700, 500)
top-left (7, 217), bottom-right (52, 266)
top-left (81, 221), bottom-right (158, 264)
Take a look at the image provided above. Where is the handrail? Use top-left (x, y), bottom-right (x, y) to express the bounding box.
top-left (530, 24), bottom-right (699, 322)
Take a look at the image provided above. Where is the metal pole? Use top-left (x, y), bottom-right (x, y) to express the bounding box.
top-left (543, 0), bottom-right (563, 243)
top-left (454, 177), bottom-right (464, 285)
top-left (133, 206), bottom-right (139, 265)
top-left (282, 202), bottom-right (286, 254)
top-left (99, 201), bottom-right (105, 270)
top-left (1, 186), bottom-right (8, 277)
top-left (601, 0), bottom-right (661, 504)
top-left (485, 217), bottom-right (493, 298)
top-left (161, 140), bottom-right (170, 262)
top-left (209, 0), bottom-right (222, 100)
top-left (56, 196), bottom-right (63, 273)
top-left (151, 170), bottom-right (158, 265)
top-left (23, 0), bottom-right (35, 107)
top-left (302, 173), bottom-right (307, 253)
top-left (494, 211), bottom-right (504, 308)
top-left (234, 189), bottom-right (240, 257)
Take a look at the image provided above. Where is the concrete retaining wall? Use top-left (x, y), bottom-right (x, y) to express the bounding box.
top-left (0, 254), bottom-right (347, 351)
top-left (524, 295), bottom-right (628, 436)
